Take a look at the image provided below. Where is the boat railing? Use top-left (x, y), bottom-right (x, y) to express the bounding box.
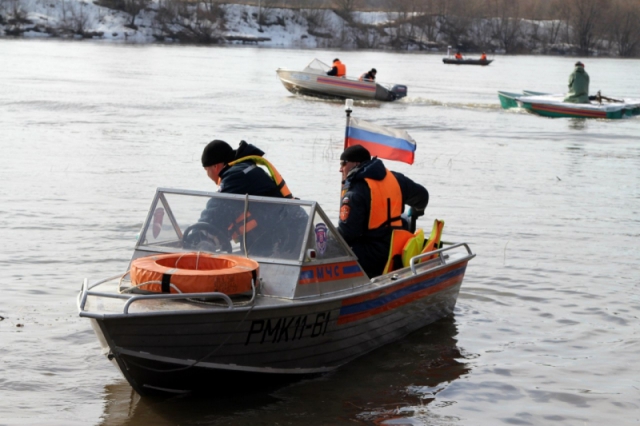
top-left (409, 242), bottom-right (474, 275)
top-left (78, 278), bottom-right (237, 318)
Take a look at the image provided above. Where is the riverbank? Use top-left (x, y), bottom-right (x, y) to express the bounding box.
top-left (2, 1), bottom-right (381, 48)
top-left (1, 0), bottom-right (637, 56)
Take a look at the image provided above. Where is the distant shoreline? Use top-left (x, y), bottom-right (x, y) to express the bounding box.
top-left (1, 1), bottom-right (638, 57)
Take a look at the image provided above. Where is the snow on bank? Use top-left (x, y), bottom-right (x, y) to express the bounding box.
top-left (0, 0), bottom-right (385, 48)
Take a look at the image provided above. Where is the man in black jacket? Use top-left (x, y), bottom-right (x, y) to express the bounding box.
top-left (359, 68), bottom-right (377, 82)
top-left (338, 145), bottom-right (429, 278)
top-left (194, 140), bottom-right (304, 257)
top-left (201, 139), bottom-right (286, 198)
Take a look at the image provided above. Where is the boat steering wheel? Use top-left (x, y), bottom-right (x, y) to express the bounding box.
top-left (182, 222), bottom-right (232, 253)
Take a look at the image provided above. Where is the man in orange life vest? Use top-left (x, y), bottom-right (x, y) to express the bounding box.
top-left (196, 140), bottom-right (305, 255)
top-left (327, 58), bottom-right (346, 77)
top-left (338, 145), bottom-right (429, 278)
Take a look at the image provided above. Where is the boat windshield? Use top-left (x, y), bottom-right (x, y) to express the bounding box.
top-left (135, 189), bottom-right (349, 263)
top-left (303, 58), bottom-right (330, 73)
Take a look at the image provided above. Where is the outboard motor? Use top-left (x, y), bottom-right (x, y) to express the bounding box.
top-left (390, 84), bottom-right (408, 100)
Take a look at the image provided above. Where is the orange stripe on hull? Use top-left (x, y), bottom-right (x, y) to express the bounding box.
top-left (336, 263), bottom-right (467, 325)
top-left (531, 103), bottom-right (607, 118)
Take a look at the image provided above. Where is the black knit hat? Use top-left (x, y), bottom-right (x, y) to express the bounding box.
top-left (575, 61), bottom-right (584, 67)
top-left (201, 140), bottom-right (235, 167)
top-left (340, 145), bottom-right (371, 163)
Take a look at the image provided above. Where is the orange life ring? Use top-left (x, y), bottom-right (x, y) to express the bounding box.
top-left (129, 252), bottom-right (259, 295)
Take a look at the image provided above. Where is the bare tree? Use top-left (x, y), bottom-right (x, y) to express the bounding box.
top-left (384, 0), bottom-right (421, 50)
top-left (412, 0), bottom-right (443, 45)
top-left (96, 0), bottom-right (151, 27)
top-left (302, 7), bottom-right (332, 38)
top-left (540, 18), bottom-right (564, 49)
top-left (152, 0), bottom-right (225, 43)
top-left (251, 0), bottom-right (276, 27)
top-left (465, 0), bottom-right (493, 51)
top-left (564, 0), bottom-right (608, 55)
top-left (125, 0), bottom-right (152, 27)
top-left (332, 0), bottom-right (361, 23)
top-left (489, 0), bottom-right (524, 53)
top-left (438, 0), bottom-right (474, 48)
top-left (608, 0), bottom-right (640, 57)
top-left (1, 0), bottom-right (30, 34)
top-left (332, 0), bottom-right (359, 14)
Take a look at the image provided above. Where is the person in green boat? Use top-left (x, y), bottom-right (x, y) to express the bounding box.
top-left (564, 61), bottom-right (590, 103)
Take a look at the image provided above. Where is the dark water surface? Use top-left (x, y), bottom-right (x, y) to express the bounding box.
top-left (0, 40), bottom-right (639, 425)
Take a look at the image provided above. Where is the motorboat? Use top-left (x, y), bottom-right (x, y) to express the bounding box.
top-left (442, 58), bottom-right (493, 66)
top-left (276, 59), bottom-right (408, 102)
top-left (498, 90), bottom-right (640, 119)
top-left (78, 188), bottom-right (475, 395)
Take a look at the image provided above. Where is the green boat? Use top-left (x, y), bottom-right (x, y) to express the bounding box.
top-left (497, 91), bottom-right (522, 109)
top-left (498, 90), bottom-right (640, 119)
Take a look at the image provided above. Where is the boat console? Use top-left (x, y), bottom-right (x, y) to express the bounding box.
top-left (131, 188), bottom-right (370, 299)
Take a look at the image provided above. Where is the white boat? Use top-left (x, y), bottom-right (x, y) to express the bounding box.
top-left (276, 59), bottom-right (408, 102)
top-left (78, 188), bottom-right (474, 395)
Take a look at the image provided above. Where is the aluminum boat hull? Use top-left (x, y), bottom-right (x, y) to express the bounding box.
top-left (276, 69), bottom-right (405, 102)
top-left (84, 260), bottom-right (468, 394)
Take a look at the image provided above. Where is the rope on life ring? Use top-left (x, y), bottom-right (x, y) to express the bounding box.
top-left (129, 252), bottom-right (259, 295)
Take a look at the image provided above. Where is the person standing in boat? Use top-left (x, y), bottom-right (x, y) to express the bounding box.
top-left (337, 145), bottom-right (429, 278)
top-left (198, 140), bottom-right (305, 256)
top-left (359, 68), bottom-right (377, 82)
top-left (564, 61), bottom-right (590, 103)
top-left (480, 52), bottom-right (487, 61)
top-left (327, 58), bottom-right (346, 77)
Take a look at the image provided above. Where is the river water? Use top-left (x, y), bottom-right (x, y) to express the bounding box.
top-left (0, 39), bottom-right (639, 425)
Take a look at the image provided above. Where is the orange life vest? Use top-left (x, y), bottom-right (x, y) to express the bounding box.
top-left (421, 219), bottom-right (444, 260)
top-left (480, 54), bottom-right (487, 60)
top-left (382, 229), bottom-right (414, 275)
top-left (229, 155), bottom-right (293, 199)
top-left (455, 53), bottom-right (463, 60)
top-left (364, 169), bottom-right (403, 230)
top-left (228, 211), bottom-right (258, 243)
top-left (225, 156), bottom-right (293, 242)
top-left (382, 219), bottom-right (444, 274)
top-left (334, 61), bottom-right (346, 77)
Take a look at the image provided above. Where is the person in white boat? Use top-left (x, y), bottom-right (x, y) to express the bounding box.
top-left (326, 58), bottom-right (346, 77)
top-left (337, 145), bottom-right (429, 278)
top-left (564, 61), bottom-right (590, 103)
top-left (359, 68), bottom-right (377, 82)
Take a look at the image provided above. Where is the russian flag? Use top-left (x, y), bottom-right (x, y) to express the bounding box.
top-left (346, 117), bottom-right (417, 165)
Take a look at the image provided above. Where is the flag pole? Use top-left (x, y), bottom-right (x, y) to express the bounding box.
top-left (344, 98), bottom-right (353, 151)
top-left (340, 99), bottom-right (354, 201)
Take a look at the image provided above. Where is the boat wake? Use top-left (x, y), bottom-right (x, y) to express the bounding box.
top-left (403, 96), bottom-right (506, 112)
top-left (285, 93), bottom-right (383, 108)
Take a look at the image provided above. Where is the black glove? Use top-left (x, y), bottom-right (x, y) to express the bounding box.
top-left (411, 207), bottom-right (425, 218)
